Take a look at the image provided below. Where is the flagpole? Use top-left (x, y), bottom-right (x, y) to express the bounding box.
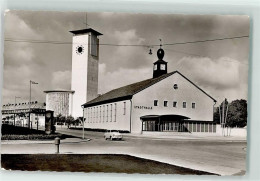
top-left (29, 80), bottom-right (31, 128)
top-left (29, 80), bottom-right (38, 129)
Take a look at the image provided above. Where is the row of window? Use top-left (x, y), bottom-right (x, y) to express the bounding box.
top-left (85, 102), bottom-right (126, 123)
top-left (154, 100), bottom-right (196, 109)
top-left (3, 101), bottom-right (39, 107)
top-left (142, 121), bottom-right (216, 133)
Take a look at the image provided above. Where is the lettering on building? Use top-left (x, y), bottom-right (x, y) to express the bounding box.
top-left (134, 105), bottom-right (153, 110)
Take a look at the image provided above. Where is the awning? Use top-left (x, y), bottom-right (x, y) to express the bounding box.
top-left (140, 114), bottom-right (190, 120)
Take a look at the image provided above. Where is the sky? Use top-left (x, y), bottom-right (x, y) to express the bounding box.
top-left (2, 10), bottom-right (250, 106)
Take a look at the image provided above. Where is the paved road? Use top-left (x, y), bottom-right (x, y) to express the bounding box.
top-left (1, 127), bottom-right (247, 176)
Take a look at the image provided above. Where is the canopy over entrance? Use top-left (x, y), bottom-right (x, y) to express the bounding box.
top-left (140, 114), bottom-right (190, 120)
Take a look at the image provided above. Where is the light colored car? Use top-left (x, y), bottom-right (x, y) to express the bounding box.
top-left (104, 130), bottom-right (123, 140)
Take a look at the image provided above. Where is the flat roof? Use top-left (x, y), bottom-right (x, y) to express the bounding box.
top-left (69, 28), bottom-right (103, 36)
top-left (44, 90), bottom-right (75, 93)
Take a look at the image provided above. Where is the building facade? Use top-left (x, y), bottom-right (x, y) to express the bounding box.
top-left (1, 101), bottom-right (46, 128)
top-left (44, 90), bottom-right (74, 117)
top-left (82, 48), bottom-right (217, 134)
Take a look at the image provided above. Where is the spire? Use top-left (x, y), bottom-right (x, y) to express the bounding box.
top-left (153, 42), bottom-right (168, 78)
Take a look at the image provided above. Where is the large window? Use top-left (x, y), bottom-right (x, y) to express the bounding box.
top-left (154, 100), bottom-right (158, 106)
top-left (114, 103), bottom-right (117, 122)
top-left (110, 104), bottom-right (113, 122)
top-left (90, 108), bottom-right (92, 123)
top-left (100, 106), bottom-right (101, 123)
top-left (103, 105), bottom-right (105, 122)
top-left (94, 107), bottom-right (96, 123)
top-left (123, 102), bottom-right (126, 115)
top-left (143, 121), bottom-right (156, 131)
top-left (106, 105), bottom-right (109, 122)
top-left (95, 107), bottom-right (97, 123)
top-left (87, 108), bottom-right (89, 123)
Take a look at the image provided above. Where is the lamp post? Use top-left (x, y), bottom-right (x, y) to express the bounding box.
top-left (29, 80), bottom-right (38, 129)
top-left (14, 96), bottom-right (21, 126)
top-left (81, 105), bottom-right (85, 139)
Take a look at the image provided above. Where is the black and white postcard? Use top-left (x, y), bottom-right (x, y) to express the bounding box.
top-left (1, 10), bottom-right (249, 176)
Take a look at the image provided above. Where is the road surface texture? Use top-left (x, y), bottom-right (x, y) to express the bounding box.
top-left (1, 127), bottom-right (246, 176)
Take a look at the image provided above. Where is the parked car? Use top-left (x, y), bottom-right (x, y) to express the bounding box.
top-left (104, 130), bottom-right (123, 140)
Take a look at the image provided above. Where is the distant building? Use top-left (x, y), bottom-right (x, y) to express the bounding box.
top-left (44, 90), bottom-right (74, 117)
top-left (1, 101), bottom-right (46, 128)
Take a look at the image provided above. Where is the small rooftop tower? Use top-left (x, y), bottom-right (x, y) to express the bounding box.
top-left (153, 47), bottom-right (168, 78)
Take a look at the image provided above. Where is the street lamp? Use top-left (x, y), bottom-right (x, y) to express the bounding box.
top-left (81, 105), bottom-right (85, 139)
top-left (29, 80), bottom-right (38, 129)
top-left (14, 96), bottom-right (21, 126)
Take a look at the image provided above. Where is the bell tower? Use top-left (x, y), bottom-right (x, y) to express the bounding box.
top-left (70, 28), bottom-right (102, 118)
top-left (153, 48), bottom-right (168, 78)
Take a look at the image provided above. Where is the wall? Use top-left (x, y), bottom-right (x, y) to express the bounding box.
top-left (131, 72), bottom-right (215, 133)
top-left (84, 100), bottom-right (131, 131)
top-left (216, 125), bottom-right (247, 137)
top-left (87, 33), bottom-right (99, 102)
top-left (71, 34), bottom-right (89, 118)
top-left (46, 92), bottom-right (72, 117)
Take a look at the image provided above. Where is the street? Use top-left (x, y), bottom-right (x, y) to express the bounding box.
top-left (1, 127), bottom-right (247, 176)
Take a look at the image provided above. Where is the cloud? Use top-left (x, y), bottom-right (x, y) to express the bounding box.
top-left (2, 65), bottom-right (33, 104)
top-left (98, 63), bottom-right (151, 94)
top-left (177, 56), bottom-right (240, 89)
top-left (2, 11), bottom-right (249, 105)
top-left (99, 29), bottom-right (153, 74)
top-left (5, 12), bottom-right (42, 39)
top-left (51, 70), bottom-right (71, 90)
top-left (176, 56), bottom-right (248, 103)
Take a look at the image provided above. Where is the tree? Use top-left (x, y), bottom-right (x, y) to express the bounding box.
top-left (76, 117), bottom-right (83, 125)
top-left (59, 115), bottom-right (66, 127)
top-left (214, 99), bottom-right (247, 128)
top-left (226, 99), bottom-right (247, 128)
top-left (55, 113), bottom-right (63, 126)
top-left (65, 115), bottom-right (74, 129)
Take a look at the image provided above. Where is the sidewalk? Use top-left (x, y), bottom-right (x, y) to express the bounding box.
top-left (123, 132), bottom-right (247, 142)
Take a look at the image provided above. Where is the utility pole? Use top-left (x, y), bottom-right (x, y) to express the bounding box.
top-left (225, 100), bottom-right (229, 136)
top-left (81, 105), bottom-right (85, 139)
top-left (29, 81), bottom-right (31, 128)
top-left (222, 99), bottom-right (225, 136)
top-left (219, 106), bottom-right (222, 132)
